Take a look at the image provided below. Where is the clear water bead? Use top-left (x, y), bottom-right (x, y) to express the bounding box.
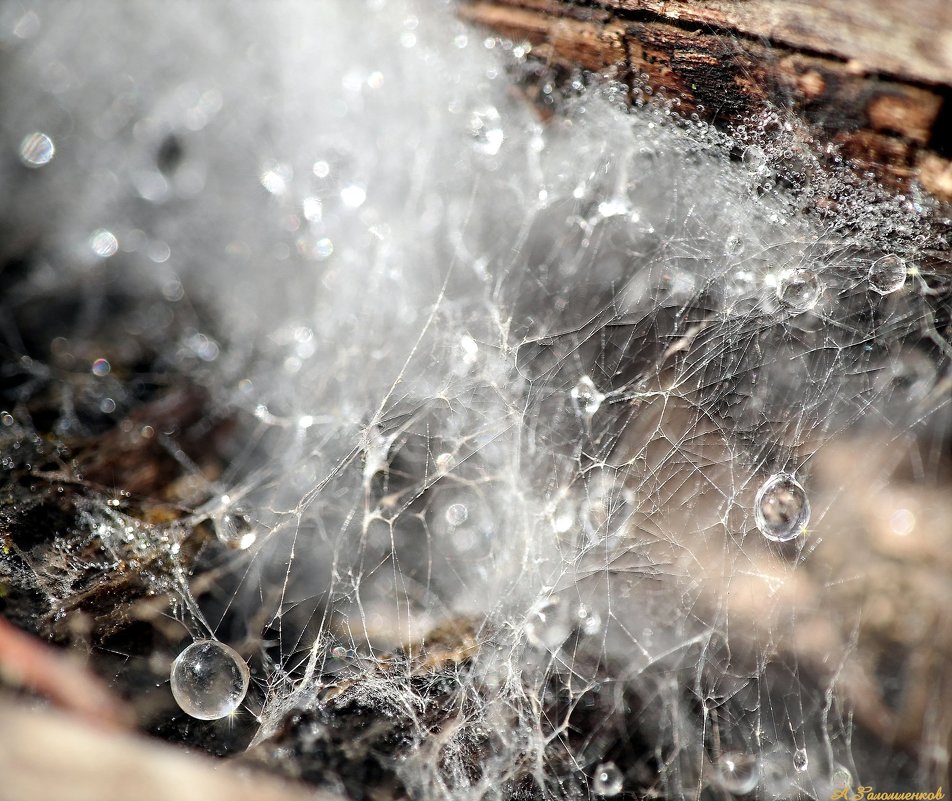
top-left (214, 512), bottom-right (256, 550)
top-left (19, 132), bottom-right (55, 167)
top-left (741, 145), bottom-right (767, 172)
top-left (754, 473), bottom-right (810, 542)
top-left (776, 268), bottom-right (821, 313)
top-left (793, 748), bottom-right (809, 772)
top-left (716, 751), bottom-right (759, 795)
top-left (593, 761), bottom-right (623, 796)
top-left (170, 640), bottom-right (250, 720)
top-left (468, 104), bottom-right (503, 156)
top-left (868, 255), bottom-right (907, 294)
top-left (571, 375), bottom-right (605, 417)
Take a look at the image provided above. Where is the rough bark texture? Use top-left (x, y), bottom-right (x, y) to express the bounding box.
top-left (457, 0), bottom-right (952, 201)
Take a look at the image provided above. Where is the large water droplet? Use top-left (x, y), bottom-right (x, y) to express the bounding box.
top-left (468, 105), bottom-right (503, 156)
top-left (754, 473), bottom-right (810, 542)
top-left (776, 268), bottom-right (821, 312)
top-left (868, 255), bottom-right (907, 295)
top-left (593, 761), bottom-right (623, 796)
top-left (571, 375), bottom-right (605, 417)
top-left (19, 132), bottom-right (54, 167)
top-left (170, 640), bottom-right (250, 720)
top-left (716, 751), bottom-right (759, 794)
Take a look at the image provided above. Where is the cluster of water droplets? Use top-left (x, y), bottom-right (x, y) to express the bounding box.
top-left (2, 0), bottom-right (948, 798)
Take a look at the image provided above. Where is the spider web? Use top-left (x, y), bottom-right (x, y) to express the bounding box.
top-left (1, 1), bottom-right (950, 799)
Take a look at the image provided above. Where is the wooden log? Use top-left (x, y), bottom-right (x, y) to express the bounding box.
top-left (457, 0), bottom-right (952, 202)
top-left (0, 697), bottom-right (341, 801)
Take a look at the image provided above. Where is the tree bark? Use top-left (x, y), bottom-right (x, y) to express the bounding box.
top-left (457, 0), bottom-right (952, 202)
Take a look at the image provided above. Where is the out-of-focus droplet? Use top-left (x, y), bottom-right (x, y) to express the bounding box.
top-left (170, 640), bottom-right (250, 720)
top-left (724, 233), bottom-right (745, 255)
top-left (552, 494), bottom-right (576, 534)
top-left (468, 104), bottom-right (503, 156)
top-left (876, 349), bottom-right (936, 405)
top-left (18, 132), bottom-right (54, 167)
top-left (525, 596), bottom-right (569, 651)
top-left (445, 503), bottom-right (468, 527)
top-left (13, 10), bottom-right (40, 39)
top-left (260, 160), bottom-right (292, 195)
top-left (830, 765), bottom-right (853, 792)
top-left (868, 255), bottom-right (907, 295)
top-left (593, 762), bottom-right (623, 796)
top-left (89, 229), bottom-right (119, 258)
top-left (340, 183), bottom-right (366, 208)
top-left (754, 473), bottom-right (809, 542)
top-left (576, 604), bottom-right (602, 636)
top-left (302, 196), bottom-right (322, 222)
top-left (571, 375), bottom-right (604, 417)
top-left (716, 751), bottom-right (759, 794)
top-left (776, 268), bottom-right (821, 313)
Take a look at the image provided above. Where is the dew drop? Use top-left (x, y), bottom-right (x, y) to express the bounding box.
top-left (593, 761), bottom-right (623, 796)
top-left (868, 255), bottom-right (907, 295)
top-left (830, 765), bottom-right (853, 792)
top-left (468, 104), bottom-right (504, 156)
top-left (89, 229), bottom-right (119, 258)
top-left (19, 132), bottom-right (54, 167)
top-left (776, 268), bottom-right (821, 312)
top-left (313, 237), bottom-right (334, 261)
top-left (340, 183), bottom-right (367, 209)
top-left (875, 349), bottom-right (936, 404)
top-left (742, 145), bottom-right (767, 172)
top-left (552, 494), bottom-right (577, 534)
top-left (754, 473), bottom-right (810, 542)
top-left (576, 604), bottom-right (602, 636)
top-left (435, 452), bottom-right (455, 472)
top-left (571, 375), bottom-right (605, 417)
top-left (214, 512), bottom-right (256, 550)
top-left (260, 160), bottom-right (292, 195)
top-left (445, 503), bottom-right (468, 527)
top-left (170, 640), bottom-right (250, 720)
top-left (716, 751), bottom-right (759, 795)
top-left (724, 233), bottom-right (745, 255)
top-left (793, 748), bottom-right (808, 772)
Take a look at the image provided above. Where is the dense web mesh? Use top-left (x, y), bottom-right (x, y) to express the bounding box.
top-left (1, 2), bottom-right (950, 799)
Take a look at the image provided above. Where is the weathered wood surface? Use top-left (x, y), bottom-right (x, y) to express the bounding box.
top-left (0, 697), bottom-right (340, 801)
top-left (457, 0), bottom-right (952, 201)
